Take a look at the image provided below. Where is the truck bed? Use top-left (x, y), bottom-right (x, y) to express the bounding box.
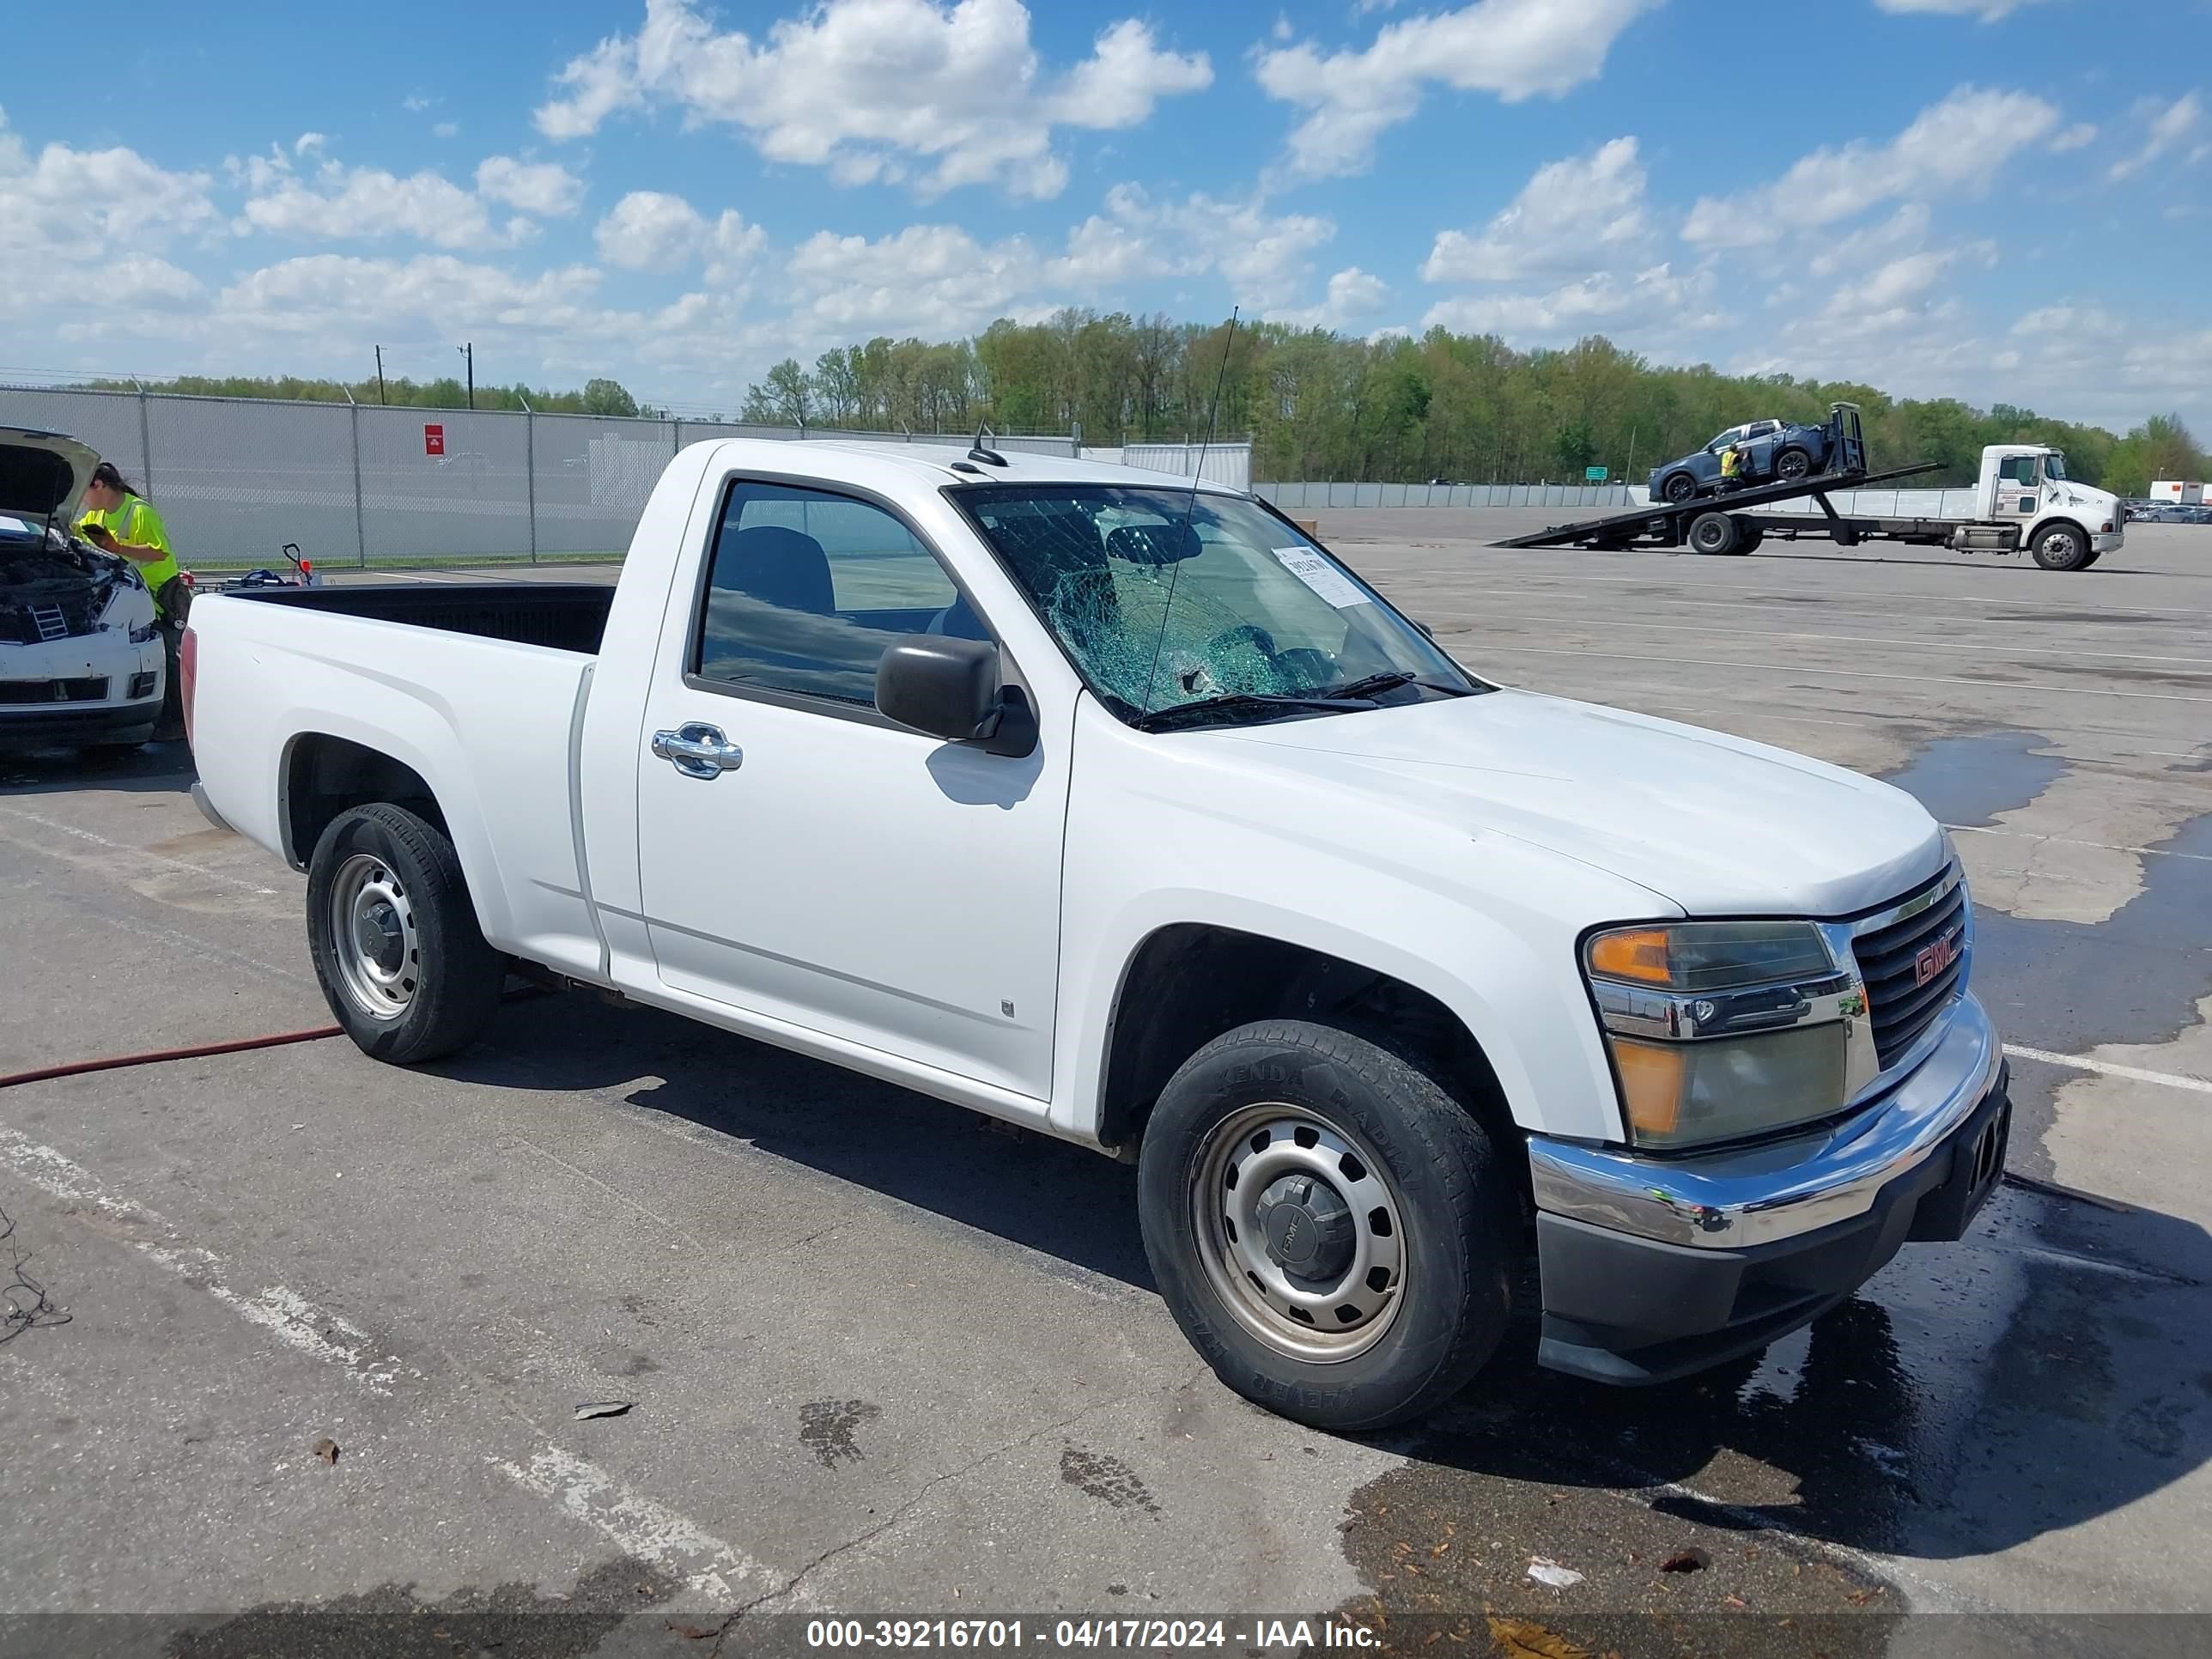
top-left (225, 582), bottom-right (614, 656)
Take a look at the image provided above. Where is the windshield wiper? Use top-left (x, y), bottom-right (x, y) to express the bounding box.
top-left (1322, 670), bottom-right (1474, 701)
top-left (1133, 690), bottom-right (1375, 732)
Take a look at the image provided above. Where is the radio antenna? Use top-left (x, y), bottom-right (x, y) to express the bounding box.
top-left (1139, 306), bottom-right (1238, 715)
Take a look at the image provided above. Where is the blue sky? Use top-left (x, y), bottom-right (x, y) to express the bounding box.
top-left (5, 0), bottom-right (2208, 432)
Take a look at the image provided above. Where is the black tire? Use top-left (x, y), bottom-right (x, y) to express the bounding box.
top-left (1661, 472), bottom-right (1698, 505)
top-left (2079, 549), bottom-right (2103, 568)
top-left (2031, 522), bottom-right (2090, 571)
top-left (1136, 1020), bottom-right (1516, 1431)
top-left (1773, 447), bottom-right (1813, 483)
top-left (1687, 511), bottom-right (1740, 556)
top-left (1734, 526), bottom-right (1765, 555)
top-left (306, 802), bottom-right (504, 1064)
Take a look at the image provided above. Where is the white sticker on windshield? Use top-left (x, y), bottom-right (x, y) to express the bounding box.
top-left (1273, 546), bottom-right (1370, 609)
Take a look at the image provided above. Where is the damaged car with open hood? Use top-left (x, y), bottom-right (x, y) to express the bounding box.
top-left (1, 428), bottom-right (167, 751)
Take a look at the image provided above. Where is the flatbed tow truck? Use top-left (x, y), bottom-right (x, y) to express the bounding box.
top-left (1497, 404), bottom-right (2126, 570)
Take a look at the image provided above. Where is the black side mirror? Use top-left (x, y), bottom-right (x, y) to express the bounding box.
top-left (876, 636), bottom-right (1036, 757)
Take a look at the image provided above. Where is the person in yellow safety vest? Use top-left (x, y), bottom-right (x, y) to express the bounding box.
top-left (1718, 443), bottom-right (1744, 487)
top-left (76, 461), bottom-right (187, 741)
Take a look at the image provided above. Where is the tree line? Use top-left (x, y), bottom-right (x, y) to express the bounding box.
top-left (83, 315), bottom-right (2207, 495)
top-left (739, 313), bottom-right (2207, 495)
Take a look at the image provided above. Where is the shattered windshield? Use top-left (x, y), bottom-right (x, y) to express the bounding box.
top-left (954, 484), bottom-right (1480, 724)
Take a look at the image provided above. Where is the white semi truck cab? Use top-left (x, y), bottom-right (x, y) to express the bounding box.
top-left (1952, 445), bottom-right (2124, 568)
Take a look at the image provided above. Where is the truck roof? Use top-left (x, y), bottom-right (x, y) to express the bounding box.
top-left (683, 435), bottom-right (1247, 497)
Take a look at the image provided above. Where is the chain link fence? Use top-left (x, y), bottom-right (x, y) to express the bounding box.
top-left (0, 382), bottom-right (1077, 568)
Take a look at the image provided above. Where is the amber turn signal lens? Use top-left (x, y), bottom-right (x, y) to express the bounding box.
top-left (1587, 928), bottom-right (1673, 984)
top-left (1610, 1039), bottom-right (1685, 1139)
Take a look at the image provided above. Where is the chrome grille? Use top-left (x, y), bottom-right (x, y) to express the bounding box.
top-left (1851, 870), bottom-right (1969, 1069)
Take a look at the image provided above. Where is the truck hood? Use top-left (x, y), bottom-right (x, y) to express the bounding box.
top-left (0, 428), bottom-right (98, 525)
top-left (1217, 690), bottom-right (1944, 918)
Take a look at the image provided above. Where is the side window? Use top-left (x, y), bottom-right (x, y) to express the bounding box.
top-left (692, 481), bottom-right (969, 706)
top-left (1707, 427), bottom-right (1740, 453)
top-left (1997, 455), bottom-right (2039, 485)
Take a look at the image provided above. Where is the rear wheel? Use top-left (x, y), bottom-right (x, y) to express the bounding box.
top-left (1687, 511), bottom-right (1741, 556)
top-left (2032, 523), bottom-right (2090, 571)
top-left (307, 802), bottom-right (504, 1063)
top-left (1662, 472), bottom-right (1698, 505)
top-left (1733, 525), bottom-right (1765, 556)
top-left (1773, 447), bottom-right (1813, 483)
top-left (1137, 1020), bottom-right (1516, 1431)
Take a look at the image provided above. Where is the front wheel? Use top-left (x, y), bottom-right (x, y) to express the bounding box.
top-left (2032, 523), bottom-right (2090, 571)
top-left (1137, 1021), bottom-right (1516, 1431)
top-left (307, 802), bottom-right (505, 1063)
top-left (1773, 447), bottom-right (1813, 483)
top-left (1662, 472), bottom-right (1698, 505)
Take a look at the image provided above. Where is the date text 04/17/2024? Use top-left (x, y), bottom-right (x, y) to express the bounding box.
top-left (803, 1621), bottom-right (1382, 1650)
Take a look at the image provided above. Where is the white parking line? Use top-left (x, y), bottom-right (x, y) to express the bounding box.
top-left (2002, 1045), bottom-right (2212, 1095)
top-left (0, 805), bottom-right (279, 895)
top-left (1946, 823), bottom-right (2212, 863)
top-left (1475, 643), bottom-right (2212, 703)
top-left (1467, 611), bottom-right (2212, 669)
top-left (0, 1127), bottom-right (410, 1391)
top-left (491, 1446), bottom-right (810, 1609)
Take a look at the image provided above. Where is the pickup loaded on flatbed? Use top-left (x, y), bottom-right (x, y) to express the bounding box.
top-left (188, 438), bottom-right (2012, 1428)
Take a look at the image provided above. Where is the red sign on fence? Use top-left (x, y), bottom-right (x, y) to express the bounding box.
top-left (424, 423), bottom-right (446, 457)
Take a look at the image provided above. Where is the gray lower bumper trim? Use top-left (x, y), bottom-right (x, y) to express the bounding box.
top-left (1526, 994), bottom-right (2001, 1250)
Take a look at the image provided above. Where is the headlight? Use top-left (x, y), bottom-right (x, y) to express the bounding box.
top-left (1583, 921), bottom-right (1871, 1150)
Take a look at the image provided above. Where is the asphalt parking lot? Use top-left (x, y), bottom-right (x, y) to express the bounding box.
top-left (3, 518), bottom-right (2208, 1657)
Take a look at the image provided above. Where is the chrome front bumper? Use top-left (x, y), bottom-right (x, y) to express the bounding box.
top-left (1528, 992), bottom-right (2002, 1250)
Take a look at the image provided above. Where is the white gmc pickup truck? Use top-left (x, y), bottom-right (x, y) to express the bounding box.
top-left (188, 439), bottom-right (2011, 1429)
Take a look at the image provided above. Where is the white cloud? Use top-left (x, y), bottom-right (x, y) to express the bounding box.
top-left (1423, 264), bottom-right (1717, 340)
top-left (1421, 137), bottom-right (1650, 283)
top-left (1683, 86), bottom-right (2059, 246)
top-left (1873, 0), bottom-right (2045, 18)
top-left (0, 106), bottom-right (219, 265)
top-left (1082, 185), bottom-right (1336, 309)
top-left (216, 253), bottom-right (605, 337)
top-left (594, 189), bottom-right (763, 283)
top-left (433, 121), bottom-right (460, 140)
top-left (2109, 92), bottom-right (2203, 180)
top-left (402, 94), bottom-right (433, 112)
top-left (533, 0), bottom-right (1210, 200)
top-left (474, 156), bottom-right (586, 216)
top-left (2050, 122), bottom-right (2097, 152)
top-left (1803, 203), bottom-right (1930, 278)
top-left (1255, 0), bottom-right (1657, 178)
top-left (295, 132), bottom-right (326, 156)
top-left (1273, 267), bottom-right (1390, 331)
top-left (237, 155), bottom-right (521, 250)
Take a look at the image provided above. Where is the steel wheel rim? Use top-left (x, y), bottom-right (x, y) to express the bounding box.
top-left (328, 851), bottom-right (418, 1019)
top-left (1190, 1103), bottom-right (1407, 1363)
top-left (2040, 530), bottom-right (2076, 563)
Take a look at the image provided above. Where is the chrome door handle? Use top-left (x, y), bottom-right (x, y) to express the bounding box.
top-left (651, 722), bottom-right (744, 780)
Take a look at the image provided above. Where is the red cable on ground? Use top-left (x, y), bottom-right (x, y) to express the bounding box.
top-left (0, 1026), bottom-right (343, 1091)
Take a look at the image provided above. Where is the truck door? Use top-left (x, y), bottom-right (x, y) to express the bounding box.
top-left (1992, 453), bottom-right (2043, 535)
top-left (632, 477), bottom-right (1067, 1101)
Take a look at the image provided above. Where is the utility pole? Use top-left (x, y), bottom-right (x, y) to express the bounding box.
top-left (374, 345), bottom-right (386, 405)
top-left (458, 342), bottom-right (473, 410)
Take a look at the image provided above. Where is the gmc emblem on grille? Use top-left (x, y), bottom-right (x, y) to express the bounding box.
top-left (1915, 928), bottom-right (1961, 988)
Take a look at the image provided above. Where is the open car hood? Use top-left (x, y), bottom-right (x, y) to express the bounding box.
top-left (0, 428), bottom-right (100, 525)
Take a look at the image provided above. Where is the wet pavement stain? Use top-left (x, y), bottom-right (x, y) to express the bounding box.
top-left (1324, 1456), bottom-right (1895, 1659)
top-left (1059, 1444), bottom-right (1161, 1516)
top-left (1878, 728), bottom-right (2067, 828)
top-left (151, 1554), bottom-right (681, 1659)
top-left (799, 1398), bottom-right (880, 1468)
